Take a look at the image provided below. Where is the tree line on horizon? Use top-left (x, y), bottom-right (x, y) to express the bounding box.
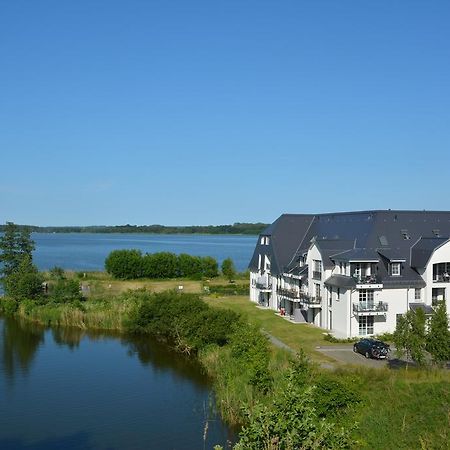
top-left (0, 222), bottom-right (268, 235)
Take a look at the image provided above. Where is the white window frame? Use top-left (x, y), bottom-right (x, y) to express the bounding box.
top-left (359, 316), bottom-right (374, 335)
top-left (391, 262), bottom-right (401, 276)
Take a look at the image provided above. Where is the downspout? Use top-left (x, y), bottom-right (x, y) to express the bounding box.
top-left (349, 289), bottom-right (352, 338)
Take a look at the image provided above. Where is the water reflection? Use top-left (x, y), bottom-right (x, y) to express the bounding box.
top-left (0, 316), bottom-right (45, 380)
top-left (52, 326), bottom-right (210, 388)
top-left (0, 316), bottom-right (236, 448)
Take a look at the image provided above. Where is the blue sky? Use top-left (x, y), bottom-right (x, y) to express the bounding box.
top-left (1, 1), bottom-right (449, 226)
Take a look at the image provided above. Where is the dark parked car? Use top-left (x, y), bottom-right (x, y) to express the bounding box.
top-left (353, 338), bottom-right (390, 359)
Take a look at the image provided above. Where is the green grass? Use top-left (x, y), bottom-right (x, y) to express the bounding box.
top-left (205, 295), bottom-right (337, 363)
top-left (332, 366), bottom-right (450, 449)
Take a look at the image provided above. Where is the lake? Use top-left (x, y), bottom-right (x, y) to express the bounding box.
top-left (0, 316), bottom-right (235, 450)
top-left (30, 233), bottom-right (257, 273)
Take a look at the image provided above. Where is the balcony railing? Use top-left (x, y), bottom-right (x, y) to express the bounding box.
top-left (433, 274), bottom-right (450, 283)
top-left (353, 301), bottom-right (388, 313)
top-left (308, 296), bottom-right (322, 304)
top-left (256, 282), bottom-right (272, 290)
top-left (277, 288), bottom-right (301, 299)
top-left (312, 271), bottom-right (322, 281)
top-left (277, 289), bottom-right (322, 305)
top-left (353, 275), bottom-right (382, 285)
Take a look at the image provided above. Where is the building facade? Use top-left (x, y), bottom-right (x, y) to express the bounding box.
top-left (249, 211), bottom-right (450, 338)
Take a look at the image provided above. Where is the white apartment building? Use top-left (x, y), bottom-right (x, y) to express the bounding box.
top-left (249, 211), bottom-right (450, 338)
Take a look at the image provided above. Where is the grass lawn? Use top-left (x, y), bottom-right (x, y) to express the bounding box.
top-left (56, 271), bottom-right (248, 298)
top-left (205, 295), bottom-right (337, 363)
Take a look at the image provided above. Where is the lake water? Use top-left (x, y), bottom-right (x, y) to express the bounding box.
top-left (0, 316), bottom-right (235, 450)
top-left (31, 233), bottom-right (257, 273)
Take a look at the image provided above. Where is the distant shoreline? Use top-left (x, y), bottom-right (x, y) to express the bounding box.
top-left (0, 223), bottom-right (268, 235)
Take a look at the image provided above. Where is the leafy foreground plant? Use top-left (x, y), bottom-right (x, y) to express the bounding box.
top-left (215, 353), bottom-right (357, 450)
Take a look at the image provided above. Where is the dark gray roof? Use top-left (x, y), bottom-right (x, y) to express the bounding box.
top-left (324, 274), bottom-right (356, 289)
top-left (314, 239), bottom-right (354, 268)
top-left (248, 214), bottom-right (314, 274)
top-left (410, 237), bottom-right (449, 268)
top-left (409, 303), bottom-right (434, 314)
top-left (377, 248), bottom-right (407, 261)
top-left (330, 248), bottom-right (379, 262)
top-left (250, 210), bottom-right (450, 283)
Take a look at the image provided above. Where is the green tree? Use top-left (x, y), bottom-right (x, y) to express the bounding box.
top-left (200, 256), bottom-right (219, 278)
top-left (393, 308), bottom-right (427, 365)
top-left (4, 255), bottom-right (43, 300)
top-left (105, 249), bottom-right (143, 279)
top-left (221, 257), bottom-right (236, 282)
top-left (0, 222), bottom-right (35, 279)
top-left (426, 301), bottom-right (450, 364)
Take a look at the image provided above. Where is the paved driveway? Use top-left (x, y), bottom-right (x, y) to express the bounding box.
top-left (316, 344), bottom-right (392, 368)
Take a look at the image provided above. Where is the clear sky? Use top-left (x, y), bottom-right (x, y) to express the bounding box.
top-left (1, 1), bottom-right (449, 226)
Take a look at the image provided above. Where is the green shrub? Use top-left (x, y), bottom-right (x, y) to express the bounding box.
top-left (127, 290), bottom-right (240, 353)
top-left (323, 333), bottom-right (358, 343)
top-left (0, 297), bottom-right (19, 315)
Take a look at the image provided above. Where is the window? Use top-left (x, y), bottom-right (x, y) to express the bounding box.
top-left (314, 283), bottom-right (321, 300)
top-left (260, 236), bottom-right (270, 245)
top-left (390, 262), bottom-right (401, 276)
top-left (314, 260), bottom-right (322, 272)
top-left (260, 237), bottom-right (264, 245)
top-left (359, 289), bottom-right (374, 303)
top-left (359, 316), bottom-right (374, 335)
top-left (415, 288), bottom-right (421, 301)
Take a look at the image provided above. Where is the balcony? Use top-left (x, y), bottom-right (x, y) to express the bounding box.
top-left (433, 274), bottom-right (450, 283)
top-left (277, 289), bottom-right (322, 307)
top-left (277, 288), bottom-right (301, 300)
top-left (353, 301), bottom-right (388, 315)
top-left (312, 271), bottom-right (322, 281)
top-left (255, 282), bottom-right (272, 292)
top-left (307, 295), bottom-right (322, 306)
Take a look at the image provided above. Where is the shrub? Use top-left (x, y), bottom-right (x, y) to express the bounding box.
top-left (105, 249), bottom-right (143, 279)
top-left (127, 290), bottom-right (240, 353)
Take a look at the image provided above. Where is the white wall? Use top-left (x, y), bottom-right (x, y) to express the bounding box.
top-left (424, 240), bottom-right (450, 317)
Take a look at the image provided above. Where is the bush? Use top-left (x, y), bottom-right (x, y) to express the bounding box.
top-left (105, 249), bottom-right (143, 279)
top-left (127, 290), bottom-right (240, 353)
top-left (105, 249), bottom-right (220, 280)
top-left (0, 297), bottom-right (19, 315)
top-left (323, 333), bottom-right (358, 343)
top-left (48, 279), bottom-right (84, 304)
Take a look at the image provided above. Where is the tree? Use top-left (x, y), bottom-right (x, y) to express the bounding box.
top-left (105, 249), bottom-right (143, 279)
top-left (393, 308), bottom-right (427, 365)
top-left (4, 255), bottom-right (43, 300)
top-left (201, 256), bottom-right (219, 278)
top-left (0, 222), bottom-right (35, 279)
top-left (426, 301), bottom-right (450, 364)
top-left (221, 258), bottom-right (236, 282)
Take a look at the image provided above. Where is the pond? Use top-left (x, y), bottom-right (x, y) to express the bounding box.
top-left (0, 316), bottom-right (235, 450)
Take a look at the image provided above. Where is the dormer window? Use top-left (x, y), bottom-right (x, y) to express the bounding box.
top-left (260, 236), bottom-right (270, 245)
top-left (390, 262), bottom-right (401, 276)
